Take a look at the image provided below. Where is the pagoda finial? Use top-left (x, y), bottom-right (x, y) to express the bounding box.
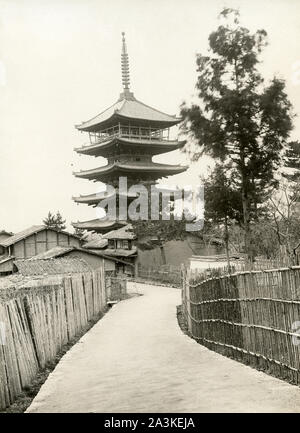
top-left (121, 32), bottom-right (130, 90)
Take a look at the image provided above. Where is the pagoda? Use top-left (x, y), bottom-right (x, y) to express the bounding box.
top-left (72, 33), bottom-right (187, 236)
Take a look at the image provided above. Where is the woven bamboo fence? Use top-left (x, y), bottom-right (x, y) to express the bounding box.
top-left (182, 265), bottom-right (300, 385)
top-left (0, 268), bottom-right (107, 410)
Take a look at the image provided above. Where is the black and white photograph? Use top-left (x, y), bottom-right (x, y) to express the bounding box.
top-left (1, 0), bottom-right (300, 418)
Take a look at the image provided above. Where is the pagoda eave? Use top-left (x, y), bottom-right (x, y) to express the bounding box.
top-left (72, 190), bottom-right (138, 206)
top-left (73, 162), bottom-right (188, 181)
top-left (72, 219), bottom-right (127, 233)
top-left (75, 138), bottom-right (186, 157)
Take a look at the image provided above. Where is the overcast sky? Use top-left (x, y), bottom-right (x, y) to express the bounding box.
top-left (1, 0), bottom-right (300, 232)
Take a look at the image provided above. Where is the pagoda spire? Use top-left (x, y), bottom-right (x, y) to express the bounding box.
top-left (121, 32), bottom-right (130, 90)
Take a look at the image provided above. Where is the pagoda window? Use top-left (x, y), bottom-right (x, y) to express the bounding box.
top-left (123, 240), bottom-right (129, 249)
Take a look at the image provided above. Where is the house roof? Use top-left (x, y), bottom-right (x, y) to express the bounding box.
top-left (14, 257), bottom-right (92, 276)
top-left (83, 238), bottom-right (108, 249)
top-left (102, 247), bottom-right (137, 258)
top-left (29, 245), bottom-right (124, 264)
top-left (104, 224), bottom-right (136, 240)
top-left (0, 225), bottom-right (80, 247)
top-left (75, 137), bottom-right (186, 158)
top-left (73, 161), bottom-right (187, 181)
top-left (75, 93), bottom-right (181, 132)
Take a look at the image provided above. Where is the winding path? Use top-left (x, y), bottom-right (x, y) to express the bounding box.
top-left (27, 282), bottom-right (300, 413)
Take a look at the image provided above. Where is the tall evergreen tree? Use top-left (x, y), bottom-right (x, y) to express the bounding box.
top-left (283, 141), bottom-right (300, 183)
top-left (204, 164), bottom-right (242, 266)
top-left (181, 8), bottom-right (293, 259)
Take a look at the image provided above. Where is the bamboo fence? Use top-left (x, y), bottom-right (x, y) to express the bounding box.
top-left (182, 265), bottom-right (300, 385)
top-left (0, 268), bottom-right (109, 410)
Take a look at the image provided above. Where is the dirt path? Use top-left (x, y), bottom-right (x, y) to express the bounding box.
top-left (27, 282), bottom-right (300, 413)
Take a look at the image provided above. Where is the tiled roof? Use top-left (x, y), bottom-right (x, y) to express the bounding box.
top-left (104, 224), bottom-right (136, 240)
top-left (0, 225), bottom-right (80, 248)
top-left (0, 225), bottom-right (45, 247)
top-left (102, 248), bottom-right (137, 258)
top-left (76, 94), bottom-right (180, 132)
top-left (83, 238), bottom-right (108, 249)
top-left (30, 245), bottom-right (134, 267)
top-left (74, 161), bottom-right (188, 180)
top-left (14, 257), bottom-right (92, 276)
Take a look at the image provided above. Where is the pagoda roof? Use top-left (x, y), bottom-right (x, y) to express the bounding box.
top-left (75, 92), bottom-right (181, 132)
top-left (73, 161), bottom-right (188, 182)
top-left (72, 219), bottom-right (127, 234)
top-left (75, 137), bottom-right (186, 157)
top-left (73, 189), bottom-right (138, 206)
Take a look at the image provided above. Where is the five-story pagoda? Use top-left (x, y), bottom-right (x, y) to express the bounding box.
top-left (73, 33), bottom-right (187, 234)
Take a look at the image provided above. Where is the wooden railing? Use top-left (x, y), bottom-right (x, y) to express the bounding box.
top-left (182, 265), bottom-right (300, 385)
top-left (88, 125), bottom-right (171, 145)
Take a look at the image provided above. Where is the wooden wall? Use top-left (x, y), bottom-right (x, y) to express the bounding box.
top-left (11, 230), bottom-right (81, 259)
top-left (137, 236), bottom-right (223, 268)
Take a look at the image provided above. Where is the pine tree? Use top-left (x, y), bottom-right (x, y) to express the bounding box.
top-left (283, 141), bottom-right (300, 183)
top-left (43, 211), bottom-right (66, 231)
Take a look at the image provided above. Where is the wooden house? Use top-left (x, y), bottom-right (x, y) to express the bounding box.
top-left (0, 225), bottom-right (81, 275)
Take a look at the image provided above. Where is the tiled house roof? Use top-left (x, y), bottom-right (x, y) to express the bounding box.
top-left (14, 257), bottom-right (92, 276)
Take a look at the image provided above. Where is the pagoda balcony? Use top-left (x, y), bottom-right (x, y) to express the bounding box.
top-left (87, 124), bottom-right (172, 145)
